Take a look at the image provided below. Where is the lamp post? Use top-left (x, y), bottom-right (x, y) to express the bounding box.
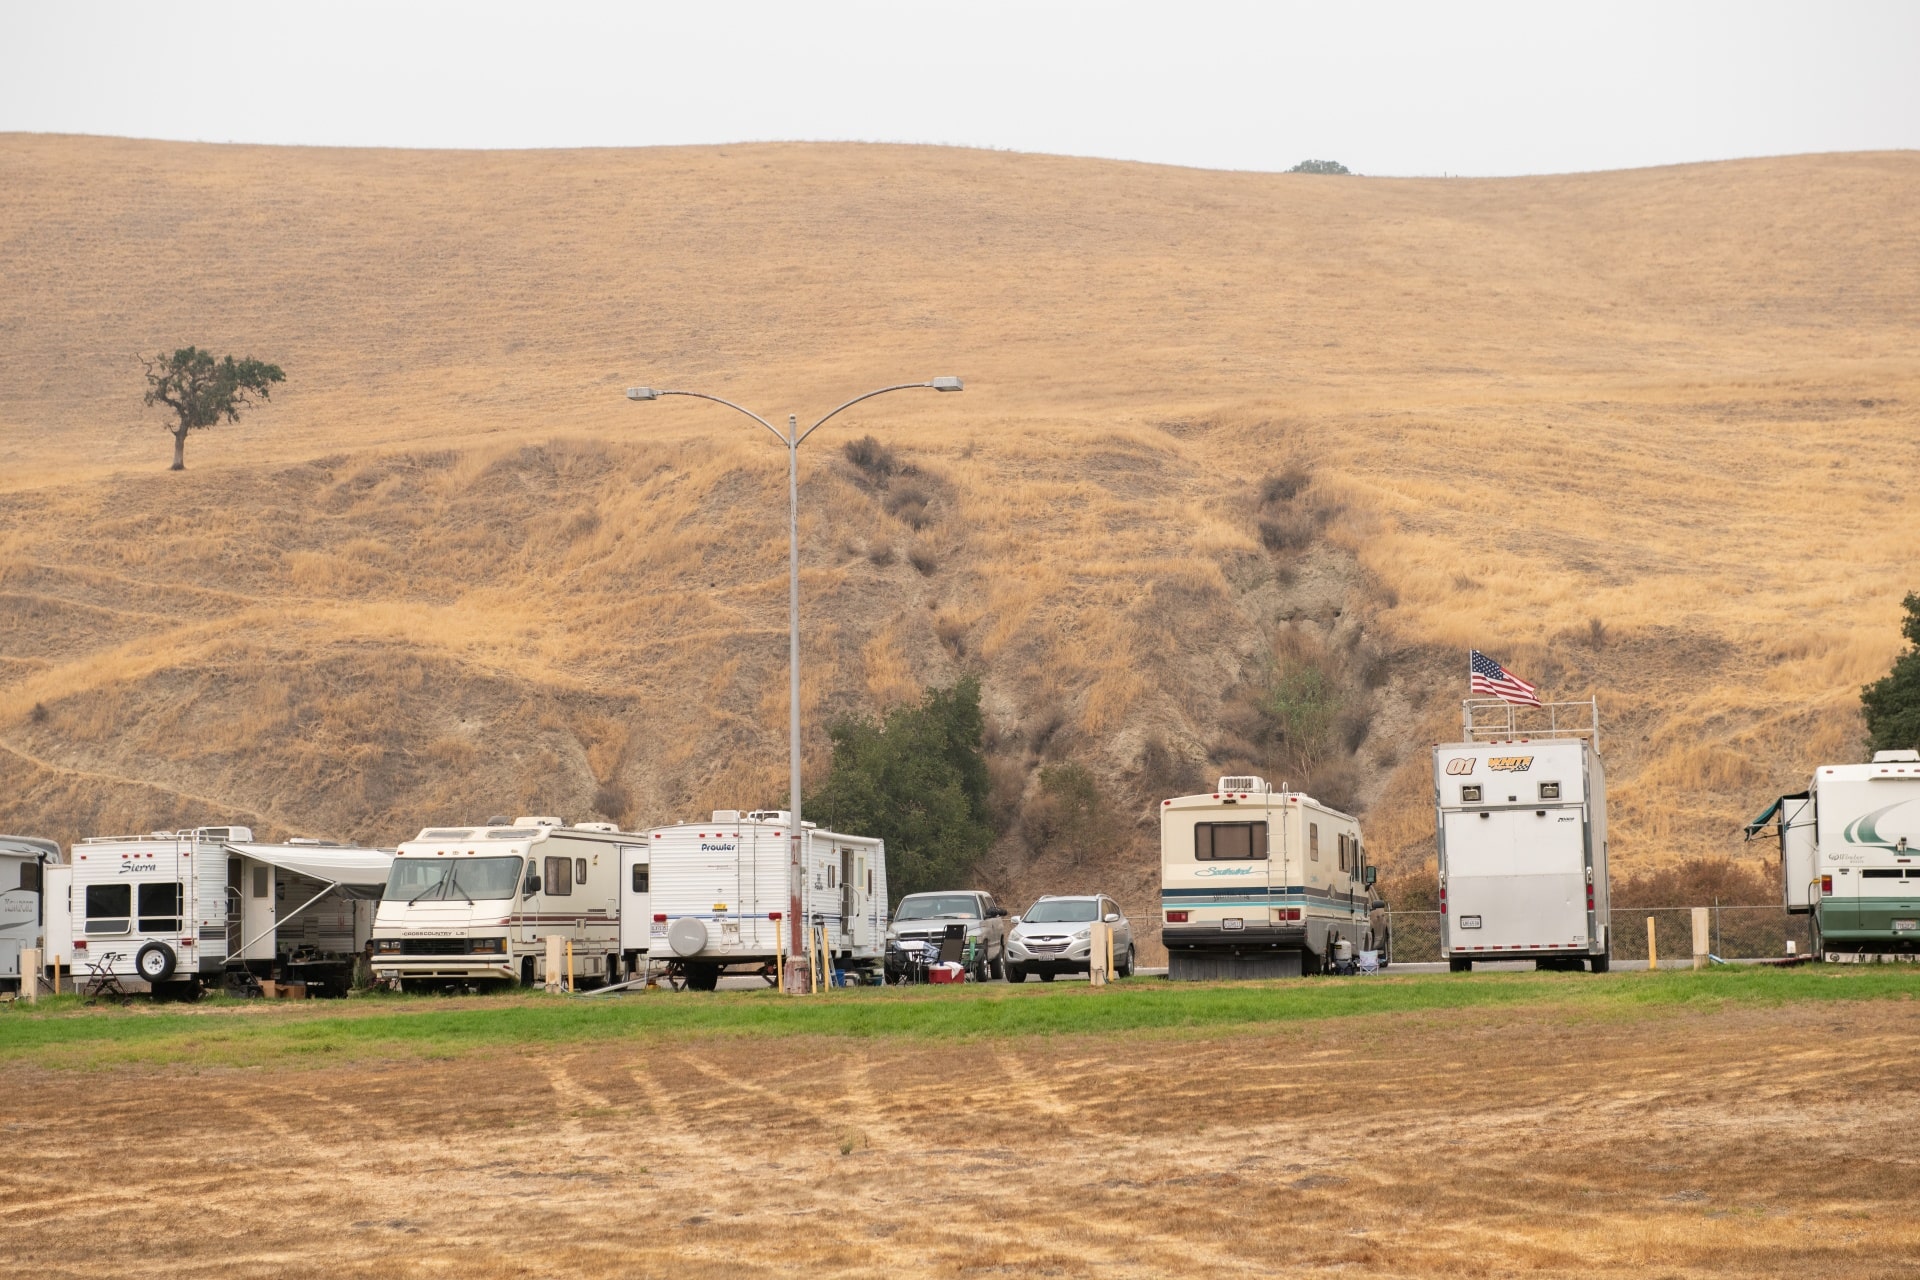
top-left (624, 377), bottom-right (964, 991)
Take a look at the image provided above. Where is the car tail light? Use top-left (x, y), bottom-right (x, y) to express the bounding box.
top-left (1166, 910), bottom-right (1189, 923)
top-left (1821, 875), bottom-right (1832, 895)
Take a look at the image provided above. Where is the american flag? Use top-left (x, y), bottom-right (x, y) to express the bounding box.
top-left (1470, 650), bottom-right (1541, 707)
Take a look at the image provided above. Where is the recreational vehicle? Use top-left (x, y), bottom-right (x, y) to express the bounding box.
top-left (627, 811), bottom-right (886, 989)
top-left (0, 835), bottom-right (60, 992)
top-left (1749, 749), bottom-right (1920, 955)
top-left (64, 828), bottom-right (393, 995)
top-left (1435, 699), bottom-right (1611, 972)
top-left (1160, 777), bottom-right (1376, 980)
top-left (372, 818), bottom-right (640, 988)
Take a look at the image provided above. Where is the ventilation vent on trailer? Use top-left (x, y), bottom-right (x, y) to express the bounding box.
top-left (1216, 777), bottom-right (1271, 794)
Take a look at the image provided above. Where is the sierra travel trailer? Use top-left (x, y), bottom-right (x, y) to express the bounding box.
top-left (1, 835), bottom-right (60, 992)
top-left (626, 811), bottom-right (886, 989)
top-left (372, 818), bottom-right (641, 988)
top-left (1434, 699), bottom-right (1611, 972)
top-left (1160, 777), bottom-right (1376, 980)
top-left (1749, 750), bottom-right (1920, 956)
top-left (64, 828), bottom-right (393, 994)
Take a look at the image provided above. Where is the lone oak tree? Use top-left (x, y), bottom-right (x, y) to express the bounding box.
top-left (142, 346), bottom-right (285, 470)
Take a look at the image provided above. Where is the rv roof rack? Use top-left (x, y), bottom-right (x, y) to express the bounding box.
top-left (1462, 697), bottom-right (1599, 748)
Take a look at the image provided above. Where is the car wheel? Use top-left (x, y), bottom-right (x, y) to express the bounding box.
top-left (1119, 946), bottom-right (1134, 978)
top-left (135, 942), bottom-right (177, 985)
top-left (1005, 964), bottom-right (1027, 983)
top-left (1039, 971), bottom-right (1056, 982)
top-left (989, 951), bottom-right (1004, 980)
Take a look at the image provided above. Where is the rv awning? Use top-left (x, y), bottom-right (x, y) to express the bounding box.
top-left (1743, 792), bottom-right (1809, 840)
top-left (224, 843), bottom-right (394, 894)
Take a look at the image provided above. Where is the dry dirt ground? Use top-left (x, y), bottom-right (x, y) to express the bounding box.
top-left (6, 1000), bottom-right (1919, 1277)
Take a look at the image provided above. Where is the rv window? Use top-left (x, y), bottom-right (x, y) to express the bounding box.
top-left (1194, 822), bottom-right (1269, 861)
top-left (545, 856), bottom-right (573, 896)
top-left (828, 865), bottom-right (836, 889)
top-left (139, 882), bottom-right (183, 932)
top-left (1539, 782), bottom-right (1561, 800)
top-left (20, 860), bottom-right (41, 893)
top-left (85, 883), bottom-right (131, 935)
top-left (631, 864), bottom-right (649, 893)
top-left (1310, 824), bottom-right (1320, 861)
top-left (575, 857), bottom-right (588, 884)
top-left (253, 866), bottom-right (270, 898)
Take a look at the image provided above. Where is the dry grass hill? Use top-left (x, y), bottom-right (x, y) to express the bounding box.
top-left (2, 135), bottom-right (1916, 947)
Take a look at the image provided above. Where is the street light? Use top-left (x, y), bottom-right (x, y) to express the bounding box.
top-left (623, 376), bottom-right (964, 991)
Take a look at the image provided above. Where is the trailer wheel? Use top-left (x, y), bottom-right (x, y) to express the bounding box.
top-left (686, 963), bottom-right (720, 992)
top-left (1589, 952), bottom-right (1610, 974)
top-left (135, 942), bottom-right (178, 984)
top-left (1448, 957), bottom-right (1472, 973)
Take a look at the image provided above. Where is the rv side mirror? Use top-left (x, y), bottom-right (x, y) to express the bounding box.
top-left (523, 873), bottom-right (542, 896)
top-left (1363, 865), bottom-right (1377, 888)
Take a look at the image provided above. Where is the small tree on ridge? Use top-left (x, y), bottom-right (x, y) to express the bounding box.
top-left (1863, 592), bottom-right (1920, 755)
top-left (142, 346), bottom-right (285, 470)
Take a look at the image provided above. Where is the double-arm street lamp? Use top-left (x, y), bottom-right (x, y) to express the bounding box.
top-left (624, 377), bottom-right (964, 990)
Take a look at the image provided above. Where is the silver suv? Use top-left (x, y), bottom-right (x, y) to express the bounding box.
top-left (885, 890), bottom-right (1010, 980)
top-left (1006, 895), bottom-right (1134, 982)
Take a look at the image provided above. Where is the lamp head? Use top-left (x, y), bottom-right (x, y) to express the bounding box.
top-left (930, 376), bottom-right (964, 392)
top-left (625, 387), bottom-right (661, 401)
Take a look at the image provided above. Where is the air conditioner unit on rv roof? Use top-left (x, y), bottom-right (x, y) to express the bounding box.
top-left (1216, 777), bottom-right (1271, 794)
top-left (515, 816), bottom-right (564, 827)
top-left (1875, 750), bottom-right (1920, 763)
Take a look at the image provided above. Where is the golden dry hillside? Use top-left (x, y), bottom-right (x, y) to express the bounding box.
top-left (1, 135), bottom-right (1916, 933)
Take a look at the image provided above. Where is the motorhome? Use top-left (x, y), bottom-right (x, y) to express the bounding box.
top-left (1, 835), bottom-right (60, 992)
top-left (1434, 698), bottom-right (1611, 972)
top-left (1160, 777), bottom-right (1375, 980)
top-left (627, 810), bottom-right (886, 989)
top-left (1749, 749), bottom-right (1920, 956)
top-left (64, 827), bottom-right (393, 994)
top-left (372, 817), bottom-right (641, 988)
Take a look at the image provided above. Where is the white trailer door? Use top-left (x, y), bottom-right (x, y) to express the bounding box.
top-left (1445, 809), bottom-right (1587, 951)
top-left (618, 845), bottom-right (649, 954)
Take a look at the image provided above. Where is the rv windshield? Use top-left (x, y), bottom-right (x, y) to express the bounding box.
top-left (383, 856), bottom-right (524, 903)
top-left (1022, 899), bottom-right (1099, 923)
top-left (894, 894), bottom-right (981, 920)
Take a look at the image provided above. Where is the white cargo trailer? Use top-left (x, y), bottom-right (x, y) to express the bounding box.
top-left (1160, 777), bottom-right (1377, 980)
top-left (65, 828), bottom-right (393, 995)
top-left (371, 817), bottom-right (642, 988)
top-left (1749, 749), bottom-right (1920, 956)
top-left (1434, 699), bottom-right (1611, 972)
top-left (627, 810), bottom-right (886, 989)
top-left (1, 835), bottom-right (61, 992)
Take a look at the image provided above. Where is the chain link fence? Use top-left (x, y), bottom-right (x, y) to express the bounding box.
top-left (1384, 904), bottom-right (1817, 965)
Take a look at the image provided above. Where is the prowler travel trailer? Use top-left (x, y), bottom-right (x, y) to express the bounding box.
top-left (1434, 698), bottom-right (1611, 972)
top-left (1748, 750), bottom-right (1920, 956)
top-left (627, 811), bottom-right (886, 989)
top-left (0, 835), bottom-right (60, 993)
top-left (372, 818), bottom-right (640, 988)
top-left (1160, 777), bottom-right (1376, 980)
top-left (65, 828), bottom-right (393, 995)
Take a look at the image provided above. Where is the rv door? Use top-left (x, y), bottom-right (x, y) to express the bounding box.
top-left (851, 849), bottom-right (872, 948)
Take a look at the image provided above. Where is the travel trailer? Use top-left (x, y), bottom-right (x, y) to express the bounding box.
top-left (627, 811), bottom-right (886, 989)
top-left (64, 827), bottom-right (393, 994)
top-left (372, 818), bottom-right (642, 988)
top-left (0, 835), bottom-right (60, 992)
top-left (1749, 749), bottom-right (1920, 956)
top-left (1160, 777), bottom-right (1376, 980)
top-left (1434, 699), bottom-right (1611, 972)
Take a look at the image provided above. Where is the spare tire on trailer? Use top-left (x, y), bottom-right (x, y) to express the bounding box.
top-left (667, 916), bottom-right (709, 957)
top-left (135, 942), bottom-right (178, 984)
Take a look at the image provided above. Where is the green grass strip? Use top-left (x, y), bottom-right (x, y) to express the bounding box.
top-left (2, 966), bottom-right (1914, 1070)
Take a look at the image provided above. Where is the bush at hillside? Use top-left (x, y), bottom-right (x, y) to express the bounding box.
top-left (1862, 592), bottom-right (1920, 755)
top-left (806, 677), bottom-right (995, 905)
top-left (1287, 159), bottom-right (1351, 174)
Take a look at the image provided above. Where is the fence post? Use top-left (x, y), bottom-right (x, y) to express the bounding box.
top-left (1691, 907), bottom-right (1710, 970)
top-left (544, 934), bottom-right (563, 994)
top-left (20, 948), bottom-right (40, 1004)
top-left (1647, 917), bottom-right (1658, 972)
top-left (1089, 922), bottom-right (1109, 987)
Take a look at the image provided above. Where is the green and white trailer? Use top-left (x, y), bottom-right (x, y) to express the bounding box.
top-left (1750, 750), bottom-right (1920, 956)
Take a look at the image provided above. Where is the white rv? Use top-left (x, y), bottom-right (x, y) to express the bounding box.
top-left (1160, 777), bottom-right (1376, 980)
top-left (371, 818), bottom-right (642, 988)
top-left (1749, 749), bottom-right (1920, 956)
top-left (1434, 699), bottom-right (1611, 972)
top-left (627, 810), bottom-right (886, 989)
top-left (1, 835), bottom-right (61, 992)
top-left (64, 827), bottom-right (393, 994)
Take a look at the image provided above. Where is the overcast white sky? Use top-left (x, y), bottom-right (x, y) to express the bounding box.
top-left (4, 0), bottom-right (1915, 176)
